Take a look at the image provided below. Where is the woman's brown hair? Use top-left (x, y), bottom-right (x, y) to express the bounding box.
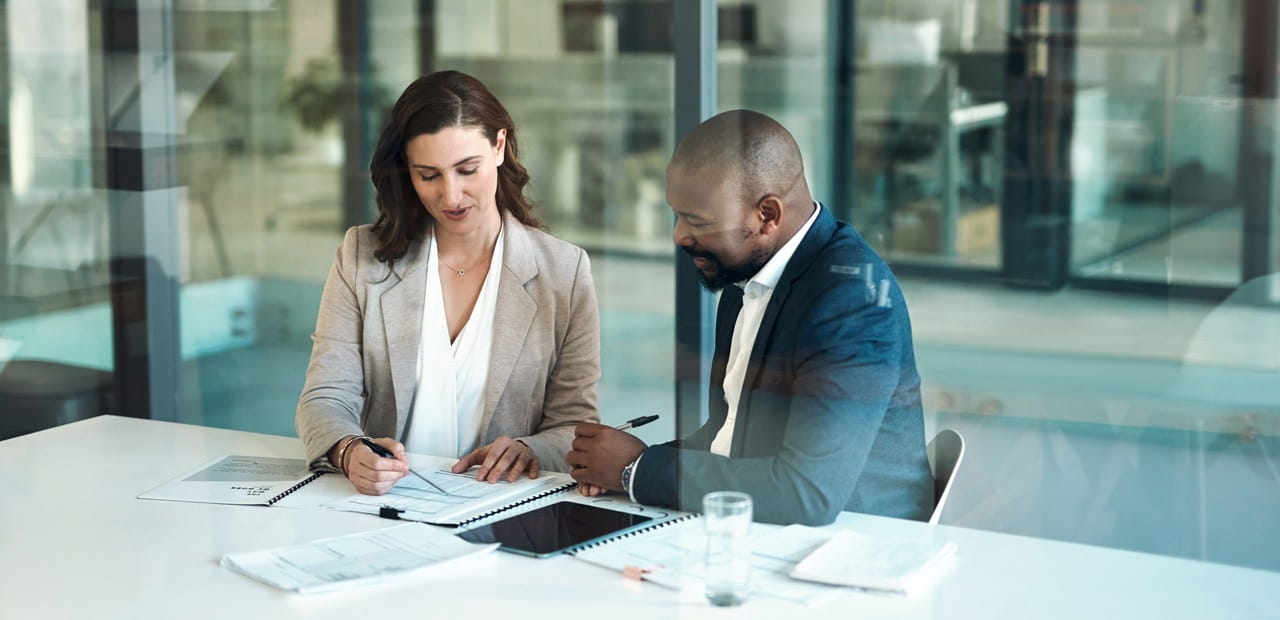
top-left (369, 70), bottom-right (539, 264)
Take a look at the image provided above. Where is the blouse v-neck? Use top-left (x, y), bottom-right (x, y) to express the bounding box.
top-left (427, 231), bottom-right (502, 353)
top-left (404, 225), bottom-right (504, 458)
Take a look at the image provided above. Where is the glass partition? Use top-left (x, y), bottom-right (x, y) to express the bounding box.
top-left (1, 0), bottom-right (1277, 589)
top-left (0, 0), bottom-right (113, 438)
top-left (839, 0), bottom-right (1278, 571)
top-left (432, 0), bottom-right (676, 443)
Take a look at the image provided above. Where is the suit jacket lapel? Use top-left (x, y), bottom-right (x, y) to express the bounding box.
top-left (480, 212), bottom-right (537, 439)
top-left (733, 206), bottom-right (836, 453)
top-left (379, 228), bottom-right (430, 439)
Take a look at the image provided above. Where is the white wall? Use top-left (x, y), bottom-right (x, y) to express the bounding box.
top-left (1077, 0), bottom-right (1243, 183)
top-left (503, 0), bottom-right (563, 59)
top-left (436, 0), bottom-right (502, 57)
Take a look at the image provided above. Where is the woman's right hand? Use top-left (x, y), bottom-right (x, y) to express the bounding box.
top-left (337, 436), bottom-right (409, 495)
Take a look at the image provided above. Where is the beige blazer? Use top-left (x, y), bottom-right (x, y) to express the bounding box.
top-left (296, 210), bottom-right (600, 472)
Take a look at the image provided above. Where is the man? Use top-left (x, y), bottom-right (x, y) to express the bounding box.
top-left (568, 110), bottom-right (933, 525)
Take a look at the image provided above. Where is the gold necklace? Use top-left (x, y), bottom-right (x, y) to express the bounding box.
top-left (439, 250), bottom-right (490, 277)
top-left (438, 255), bottom-right (472, 276)
top-left (437, 225), bottom-right (498, 276)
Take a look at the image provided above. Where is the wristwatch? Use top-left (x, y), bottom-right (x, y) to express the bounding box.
top-left (620, 457), bottom-right (640, 499)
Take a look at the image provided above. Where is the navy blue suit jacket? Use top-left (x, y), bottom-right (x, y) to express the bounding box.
top-left (633, 206), bottom-right (934, 525)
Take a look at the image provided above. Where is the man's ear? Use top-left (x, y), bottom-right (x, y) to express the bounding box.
top-left (755, 195), bottom-right (783, 235)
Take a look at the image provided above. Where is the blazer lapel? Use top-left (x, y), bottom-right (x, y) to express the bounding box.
top-left (733, 206), bottom-right (836, 453)
top-left (379, 228), bottom-right (429, 438)
top-left (480, 212), bottom-right (537, 438)
top-left (747, 206), bottom-right (835, 371)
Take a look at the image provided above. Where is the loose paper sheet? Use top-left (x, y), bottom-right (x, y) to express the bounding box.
top-left (221, 523), bottom-right (498, 593)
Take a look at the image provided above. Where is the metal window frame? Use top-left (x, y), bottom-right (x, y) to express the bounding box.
top-left (90, 0), bottom-right (182, 421)
top-left (672, 0), bottom-right (717, 438)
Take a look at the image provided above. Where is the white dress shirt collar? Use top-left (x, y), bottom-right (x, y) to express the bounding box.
top-left (709, 202), bottom-right (822, 457)
top-left (735, 201), bottom-right (822, 294)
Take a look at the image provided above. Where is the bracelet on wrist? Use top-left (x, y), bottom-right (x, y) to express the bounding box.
top-left (334, 434), bottom-right (367, 476)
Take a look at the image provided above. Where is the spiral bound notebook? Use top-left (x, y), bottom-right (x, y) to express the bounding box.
top-left (454, 498), bottom-right (689, 558)
top-left (139, 453), bottom-right (578, 524)
top-left (568, 503), bottom-right (699, 553)
top-left (571, 519), bottom-right (846, 606)
top-left (138, 455), bottom-right (339, 507)
top-left (321, 454), bottom-right (579, 527)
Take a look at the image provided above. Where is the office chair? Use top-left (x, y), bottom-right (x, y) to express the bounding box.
top-left (0, 359), bottom-right (113, 440)
top-left (927, 428), bottom-right (965, 525)
top-left (854, 63), bottom-right (951, 251)
top-left (867, 64), bottom-right (949, 203)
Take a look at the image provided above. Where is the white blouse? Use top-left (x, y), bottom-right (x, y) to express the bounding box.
top-left (404, 226), bottom-right (504, 457)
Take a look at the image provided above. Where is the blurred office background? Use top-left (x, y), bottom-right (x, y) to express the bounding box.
top-left (1, 0), bottom-right (1278, 574)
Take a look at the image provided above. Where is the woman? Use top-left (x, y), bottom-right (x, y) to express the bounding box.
top-left (296, 70), bottom-right (600, 495)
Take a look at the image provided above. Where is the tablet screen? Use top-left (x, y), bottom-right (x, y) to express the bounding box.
top-left (457, 501), bottom-right (653, 557)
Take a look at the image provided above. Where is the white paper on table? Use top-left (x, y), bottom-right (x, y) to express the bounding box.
top-left (790, 528), bottom-right (956, 595)
top-left (220, 523), bottom-right (499, 593)
top-left (572, 521), bottom-right (843, 606)
top-left (321, 455), bottom-right (574, 525)
top-left (138, 455), bottom-right (318, 505)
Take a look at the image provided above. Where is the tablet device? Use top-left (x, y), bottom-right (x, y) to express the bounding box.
top-left (457, 500), bottom-right (654, 558)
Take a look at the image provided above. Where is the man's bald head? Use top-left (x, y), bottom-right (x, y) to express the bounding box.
top-left (666, 110), bottom-right (818, 291)
top-left (668, 109), bottom-right (811, 207)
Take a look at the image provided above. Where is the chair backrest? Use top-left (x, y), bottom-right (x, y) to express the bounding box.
top-left (854, 62), bottom-right (953, 125)
top-left (926, 428), bottom-right (965, 525)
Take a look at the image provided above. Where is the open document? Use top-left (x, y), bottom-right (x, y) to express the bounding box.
top-left (323, 454), bottom-right (576, 526)
top-left (790, 529), bottom-right (957, 595)
top-left (138, 455), bottom-right (324, 506)
top-left (221, 524), bottom-right (498, 593)
top-left (573, 521), bottom-right (844, 606)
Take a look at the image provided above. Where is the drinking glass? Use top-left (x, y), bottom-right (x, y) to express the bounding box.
top-left (703, 491), bottom-right (752, 606)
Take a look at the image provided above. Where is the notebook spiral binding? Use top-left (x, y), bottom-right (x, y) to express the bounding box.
top-left (457, 480), bottom-right (579, 527)
top-left (570, 512), bottom-right (700, 554)
top-left (265, 471), bottom-right (324, 506)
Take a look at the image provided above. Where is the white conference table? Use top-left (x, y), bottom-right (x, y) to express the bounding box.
top-left (1, 415), bottom-right (1276, 619)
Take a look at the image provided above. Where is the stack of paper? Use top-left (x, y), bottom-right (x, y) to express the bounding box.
top-left (789, 529), bottom-right (956, 595)
top-left (221, 524), bottom-right (498, 593)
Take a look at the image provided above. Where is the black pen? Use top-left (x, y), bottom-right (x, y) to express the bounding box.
top-left (359, 437), bottom-right (452, 496)
top-left (614, 414), bottom-right (660, 431)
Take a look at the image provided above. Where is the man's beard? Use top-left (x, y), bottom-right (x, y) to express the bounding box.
top-left (682, 245), bottom-right (771, 292)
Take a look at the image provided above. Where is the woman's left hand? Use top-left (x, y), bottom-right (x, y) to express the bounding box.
top-left (452, 436), bottom-right (541, 483)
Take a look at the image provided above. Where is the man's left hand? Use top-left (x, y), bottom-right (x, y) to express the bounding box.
top-left (567, 423), bottom-right (646, 492)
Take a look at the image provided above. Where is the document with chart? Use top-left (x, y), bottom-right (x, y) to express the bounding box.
top-left (138, 455), bottom-right (329, 506)
top-left (221, 523), bottom-right (499, 593)
top-left (322, 454), bottom-right (576, 526)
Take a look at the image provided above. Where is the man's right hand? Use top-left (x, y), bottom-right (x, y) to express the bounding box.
top-left (337, 437), bottom-right (409, 495)
top-left (567, 423), bottom-right (647, 493)
top-left (578, 482), bottom-right (608, 497)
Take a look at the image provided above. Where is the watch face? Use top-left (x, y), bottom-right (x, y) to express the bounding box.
top-left (621, 461), bottom-right (636, 491)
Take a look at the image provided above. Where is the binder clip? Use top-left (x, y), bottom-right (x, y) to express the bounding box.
top-left (379, 506), bottom-right (405, 520)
